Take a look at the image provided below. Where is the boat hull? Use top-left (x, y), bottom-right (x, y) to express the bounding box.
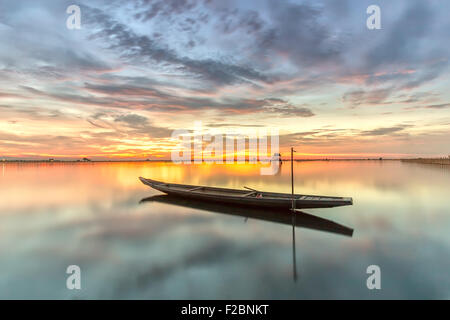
top-left (139, 177), bottom-right (353, 209)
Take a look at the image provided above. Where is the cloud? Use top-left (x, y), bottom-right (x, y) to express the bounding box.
top-left (206, 123), bottom-right (266, 128)
top-left (83, 5), bottom-right (273, 86)
top-left (258, 1), bottom-right (342, 67)
top-left (133, 0), bottom-right (199, 21)
top-left (279, 129), bottom-right (349, 147)
top-left (114, 114), bottom-right (149, 126)
top-left (49, 82), bottom-right (313, 117)
top-left (425, 103), bottom-right (450, 110)
top-left (89, 112), bottom-right (173, 138)
top-left (399, 60), bottom-right (449, 90)
top-left (340, 1), bottom-right (449, 106)
top-left (396, 91), bottom-right (439, 105)
top-left (263, 104), bottom-right (315, 117)
top-left (359, 125), bottom-right (410, 137)
top-left (343, 88), bottom-right (393, 106)
top-left (365, 0), bottom-right (436, 69)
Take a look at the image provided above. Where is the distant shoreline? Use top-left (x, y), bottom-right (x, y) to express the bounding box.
top-left (401, 158), bottom-right (450, 165)
top-left (2, 157), bottom-right (450, 164)
top-left (2, 158), bottom-right (446, 163)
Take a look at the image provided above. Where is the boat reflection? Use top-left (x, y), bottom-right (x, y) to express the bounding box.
top-left (140, 195), bottom-right (353, 282)
top-left (140, 195), bottom-right (354, 237)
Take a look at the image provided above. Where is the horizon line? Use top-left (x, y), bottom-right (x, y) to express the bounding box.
top-left (2, 157), bottom-right (448, 163)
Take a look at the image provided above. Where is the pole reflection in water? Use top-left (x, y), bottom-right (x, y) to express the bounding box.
top-left (140, 195), bottom-right (354, 282)
top-left (292, 211), bottom-right (297, 282)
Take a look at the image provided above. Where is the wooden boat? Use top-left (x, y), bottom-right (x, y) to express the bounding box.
top-left (139, 177), bottom-right (353, 209)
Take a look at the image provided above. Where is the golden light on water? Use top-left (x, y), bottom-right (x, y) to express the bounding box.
top-left (2, 160), bottom-right (449, 213)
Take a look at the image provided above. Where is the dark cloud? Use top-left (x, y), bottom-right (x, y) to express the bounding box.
top-left (360, 125), bottom-right (410, 137)
top-left (20, 86), bottom-right (42, 95)
top-left (343, 88), bottom-right (393, 106)
top-left (83, 6), bottom-right (272, 86)
top-left (365, 0), bottom-right (436, 69)
top-left (58, 83), bottom-right (313, 117)
top-left (90, 112), bottom-right (173, 138)
top-left (263, 105), bottom-right (315, 117)
top-left (84, 83), bottom-right (171, 99)
top-left (395, 92), bottom-right (439, 105)
top-left (339, 1), bottom-right (449, 106)
top-left (279, 129), bottom-right (349, 147)
top-left (0, 130), bottom-right (92, 153)
top-left (114, 114), bottom-right (149, 126)
top-left (214, 7), bottom-right (263, 35)
top-left (279, 124), bottom-right (416, 147)
top-left (206, 123), bottom-right (266, 128)
top-left (237, 10), bottom-right (264, 34)
top-left (425, 103), bottom-right (450, 110)
top-left (257, 1), bottom-right (342, 67)
top-left (399, 60), bottom-right (448, 90)
top-left (133, 0), bottom-right (198, 21)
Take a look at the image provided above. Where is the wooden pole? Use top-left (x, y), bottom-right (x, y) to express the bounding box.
top-left (291, 147), bottom-right (294, 211)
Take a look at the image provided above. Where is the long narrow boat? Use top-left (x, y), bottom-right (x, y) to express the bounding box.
top-left (139, 177), bottom-right (353, 209)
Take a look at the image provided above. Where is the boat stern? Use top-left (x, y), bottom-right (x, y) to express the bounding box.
top-left (335, 196), bottom-right (353, 207)
top-left (296, 195), bottom-right (353, 209)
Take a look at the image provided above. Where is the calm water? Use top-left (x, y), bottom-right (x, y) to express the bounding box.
top-left (0, 161), bottom-right (449, 299)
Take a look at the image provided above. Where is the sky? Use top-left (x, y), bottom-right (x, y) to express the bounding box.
top-left (0, 0), bottom-right (449, 160)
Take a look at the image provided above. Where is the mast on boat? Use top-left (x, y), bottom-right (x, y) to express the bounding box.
top-left (291, 147), bottom-right (296, 211)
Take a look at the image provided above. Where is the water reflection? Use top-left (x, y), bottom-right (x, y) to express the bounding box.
top-left (1, 161), bottom-right (449, 299)
top-left (140, 195), bottom-right (353, 281)
top-left (140, 195), bottom-right (354, 236)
